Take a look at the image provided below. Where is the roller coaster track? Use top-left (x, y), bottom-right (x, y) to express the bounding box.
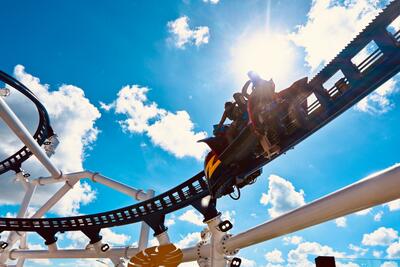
top-left (0, 71), bottom-right (54, 175)
top-left (0, 0), bottom-right (399, 245)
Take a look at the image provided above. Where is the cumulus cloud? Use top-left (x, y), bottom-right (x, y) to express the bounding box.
top-left (178, 209), bottom-right (204, 226)
top-left (362, 227), bottom-right (398, 246)
top-left (176, 232), bottom-right (201, 249)
top-left (349, 244), bottom-right (368, 256)
top-left (288, 241), bottom-right (345, 266)
top-left (241, 257), bottom-right (257, 267)
top-left (65, 228), bottom-right (130, 248)
top-left (260, 174), bottom-right (306, 218)
top-left (385, 199), bottom-right (400, 212)
top-left (167, 16), bottom-right (210, 48)
top-left (355, 208), bottom-right (372, 216)
top-left (289, 0), bottom-right (399, 114)
top-left (289, 0), bottom-right (385, 70)
top-left (381, 262), bottom-right (399, 267)
top-left (203, 0), bottom-right (220, 4)
top-left (387, 242), bottom-right (400, 258)
top-left (51, 182), bottom-right (96, 216)
top-left (283, 235), bottom-right (304, 245)
top-left (373, 250), bottom-right (383, 258)
top-left (335, 217), bottom-right (347, 228)
top-left (355, 77), bottom-right (399, 114)
top-left (374, 211), bottom-right (384, 222)
top-left (265, 249), bottom-right (285, 264)
top-left (0, 65), bottom-right (100, 216)
top-left (102, 85), bottom-right (208, 160)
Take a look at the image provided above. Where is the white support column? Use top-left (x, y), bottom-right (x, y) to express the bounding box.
top-left (156, 231), bottom-right (170, 246)
top-left (180, 164), bottom-right (400, 263)
top-left (32, 178), bottom-right (79, 219)
top-left (0, 178), bottom-right (78, 264)
top-left (225, 164), bottom-right (400, 252)
top-left (206, 214), bottom-right (226, 267)
top-left (9, 247), bottom-right (140, 260)
top-left (138, 189), bottom-right (155, 251)
top-left (0, 97), bottom-right (61, 178)
top-left (34, 171), bottom-right (150, 201)
top-left (0, 173), bottom-right (36, 264)
top-left (91, 173), bottom-right (149, 201)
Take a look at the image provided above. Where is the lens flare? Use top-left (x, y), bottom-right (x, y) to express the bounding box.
top-left (231, 32), bottom-right (296, 87)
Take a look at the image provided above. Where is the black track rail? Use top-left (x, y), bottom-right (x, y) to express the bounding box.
top-left (0, 0), bottom-right (398, 237)
top-left (0, 71), bottom-right (54, 175)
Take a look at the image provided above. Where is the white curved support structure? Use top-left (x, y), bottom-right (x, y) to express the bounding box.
top-left (180, 164), bottom-right (400, 263)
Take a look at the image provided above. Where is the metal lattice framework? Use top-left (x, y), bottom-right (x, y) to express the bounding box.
top-left (0, 0), bottom-right (399, 266)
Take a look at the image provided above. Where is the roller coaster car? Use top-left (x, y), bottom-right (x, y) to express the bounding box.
top-left (200, 75), bottom-right (312, 199)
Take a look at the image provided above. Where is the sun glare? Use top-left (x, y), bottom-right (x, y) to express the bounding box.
top-left (231, 32), bottom-right (296, 87)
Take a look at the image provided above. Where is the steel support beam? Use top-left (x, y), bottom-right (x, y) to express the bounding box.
top-left (0, 97), bottom-right (60, 178)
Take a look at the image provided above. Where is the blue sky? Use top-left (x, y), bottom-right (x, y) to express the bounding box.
top-left (0, 0), bottom-right (400, 266)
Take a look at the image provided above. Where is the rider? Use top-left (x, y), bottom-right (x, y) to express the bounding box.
top-left (246, 71), bottom-right (282, 157)
top-left (215, 100), bottom-right (247, 144)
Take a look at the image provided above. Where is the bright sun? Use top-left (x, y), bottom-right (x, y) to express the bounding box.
top-left (231, 32), bottom-right (296, 88)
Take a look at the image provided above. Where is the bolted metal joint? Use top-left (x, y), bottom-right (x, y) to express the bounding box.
top-left (0, 242), bottom-right (8, 250)
top-left (221, 234), bottom-right (239, 256)
top-left (229, 257), bottom-right (242, 267)
top-left (218, 220), bottom-right (233, 232)
top-left (0, 88), bottom-right (10, 97)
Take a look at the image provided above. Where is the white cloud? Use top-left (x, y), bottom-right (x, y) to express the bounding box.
top-left (283, 235), bottom-right (304, 245)
top-left (99, 101), bottom-right (114, 112)
top-left (260, 174), bottom-right (306, 218)
top-left (203, 0), bottom-right (220, 4)
top-left (290, 0), bottom-right (384, 71)
top-left (179, 209), bottom-right (204, 226)
top-left (289, 0), bottom-right (399, 114)
top-left (362, 227), bottom-right (398, 246)
top-left (100, 228), bottom-right (130, 246)
top-left (387, 241), bottom-right (400, 258)
top-left (64, 228), bottom-right (129, 248)
top-left (221, 210), bottom-right (236, 224)
top-left (167, 16), bottom-right (210, 48)
top-left (385, 199), bottom-right (400, 212)
top-left (165, 218), bottom-right (175, 226)
top-left (336, 263), bottom-right (360, 267)
top-left (349, 244), bottom-right (368, 256)
top-left (335, 217), bottom-right (347, 228)
top-left (355, 208), bottom-right (372, 216)
top-left (0, 65), bottom-right (100, 216)
top-left (176, 232), bottom-right (201, 249)
top-left (374, 211), bottom-right (384, 222)
top-left (381, 262), bottom-right (399, 267)
top-left (241, 257), bottom-right (257, 267)
top-left (51, 181), bottom-right (96, 216)
top-left (355, 77), bottom-right (399, 114)
top-left (288, 241), bottom-right (345, 266)
top-left (104, 85), bottom-right (208, 160)
top-left (373, 250), bottom-right (383, 258)
top-left (265, 249), bottom-right (284, 263)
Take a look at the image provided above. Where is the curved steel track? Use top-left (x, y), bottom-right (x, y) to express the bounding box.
top-left (0, 71), bottom-right (54, 175)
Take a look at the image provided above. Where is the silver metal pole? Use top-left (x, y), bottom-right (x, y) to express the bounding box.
top-left (9, 247), bottom-right (139, 260)
top-left (0, 97), bottom-right (61, 177)
top-left (225, 164), bottom-right (400, 251)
